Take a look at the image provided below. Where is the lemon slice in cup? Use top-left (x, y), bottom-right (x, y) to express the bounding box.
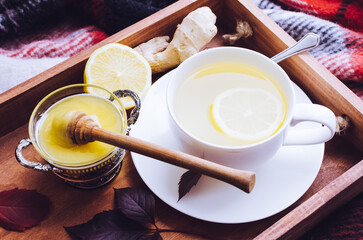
top-left (211, 88), bottom-right (285, 142)
top-left (84, 43), bottom-right (152, 109)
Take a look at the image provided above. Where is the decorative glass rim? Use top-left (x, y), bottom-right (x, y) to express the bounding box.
top-left (28, 84), bottom-right (128, 169)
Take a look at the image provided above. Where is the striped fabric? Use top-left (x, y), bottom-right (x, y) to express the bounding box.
top-left (0, 25), bottom-right (107, 58)
top-left (253, 0), bottom-right (363, 95)
top-left (0, 1), bottom-right (361, 239)
top-left (0, 15), bottom-right (107, 91)
top-left (0, 0), bottom-right (175, 93)
top-left (1, 0), bottom-right (361, 99)
top-left (277, 0), bottom-right (363, 32)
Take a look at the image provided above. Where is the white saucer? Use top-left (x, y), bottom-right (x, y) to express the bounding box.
top-left (130, 71), bottom-right (324, 224)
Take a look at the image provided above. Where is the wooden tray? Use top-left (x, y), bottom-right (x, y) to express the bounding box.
top-left (0, 0), bottom-right (362, 239)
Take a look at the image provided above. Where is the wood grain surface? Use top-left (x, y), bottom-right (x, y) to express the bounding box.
top-left (0, 124), bottom-right (361, 240)
top-left (1, 0), bottom-right (362, 150)
top-left (65, 111), bottom-right (255, 193)
top-left (0, 0), bottom-right (362, 239)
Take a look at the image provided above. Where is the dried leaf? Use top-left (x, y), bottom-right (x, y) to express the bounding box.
top-left (114, 187), bottom-right (155, 224)
top-left (139, 231), bottom-right (163, 240)
top-left (65, 210), bottom-right (149, 240)
top-left (0, 188), bottom-right (50, 231)
top-left (178, 170), bottom-right (202, 201)
top-left (151, 231), bottom-right (163, 240)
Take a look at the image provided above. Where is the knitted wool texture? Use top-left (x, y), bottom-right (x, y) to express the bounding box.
top-left (254, 0), bottom-right (363, 83)
top-left (0, 0), bottom-right (361, 98)
top-left (0, 0), bottom-right (177, 58)
top-left (65, 0), bottom-right (177, 34)
top-left (278, 0), bottom-right (363, 32)
top-left (0, 0), bottom-right (64, 39)
top-left (0, 1), bottom-right (362, 239)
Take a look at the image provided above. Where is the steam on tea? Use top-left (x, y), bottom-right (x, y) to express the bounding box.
top-left (173, 62), bottom-right (287, 146)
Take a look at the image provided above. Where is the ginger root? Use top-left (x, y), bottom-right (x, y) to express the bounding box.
top-left (134, 7), bottom-right (217, 74)
top-left (335, 115), bottom-right (351, 136)
top-left (223, 20), bottom-right (253, 45)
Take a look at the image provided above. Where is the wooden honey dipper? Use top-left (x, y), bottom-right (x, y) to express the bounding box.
top-left (65, 111), bottom-right (255, 193)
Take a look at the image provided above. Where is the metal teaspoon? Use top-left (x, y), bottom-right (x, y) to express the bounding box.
top-left (271, 33), bottom-right (320, 63)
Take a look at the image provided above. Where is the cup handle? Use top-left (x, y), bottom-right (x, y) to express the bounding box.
top-left (113, 89), bottom-right (141, 127)
top-left (283, 104), bottom-right (336, 145)
top-left (15, 138), bottom-right (62, 172)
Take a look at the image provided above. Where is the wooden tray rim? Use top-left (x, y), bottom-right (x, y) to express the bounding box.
top-left (0, 0), bottom-right (362, 239)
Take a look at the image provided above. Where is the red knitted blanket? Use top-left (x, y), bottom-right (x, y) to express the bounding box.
top-left (255, 0), bottom-right (363, 98)
top-left (0, 0), bottom-right (362, 98)
top-left (0, 1), bottom-right (362, 239)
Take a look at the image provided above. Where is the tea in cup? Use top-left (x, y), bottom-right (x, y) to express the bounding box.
top-left (15, 84), bottom-right (140, 189)
top-left (166, 47), bottom-right (336, 169)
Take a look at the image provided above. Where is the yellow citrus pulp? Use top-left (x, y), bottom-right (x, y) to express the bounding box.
top-left (173, 62), bottom-right (287, 146)
top-left (84, 43), bottom-right (152, 109)
top-left (211, 88), bottom-right (285, 142)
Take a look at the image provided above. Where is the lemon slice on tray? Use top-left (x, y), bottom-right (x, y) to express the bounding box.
top-left (211, 88), bottom-right (285, 142)
top-left (84, 43), bottom-right (152, 109)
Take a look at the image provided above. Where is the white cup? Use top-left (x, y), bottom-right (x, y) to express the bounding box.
top-left (166, 47), bottom-right (336, 169)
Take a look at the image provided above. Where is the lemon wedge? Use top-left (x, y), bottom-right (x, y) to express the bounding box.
top-left (84, 43), bottom-right (152, 109)
top-left (211, 88), bottom-right (285, 142)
